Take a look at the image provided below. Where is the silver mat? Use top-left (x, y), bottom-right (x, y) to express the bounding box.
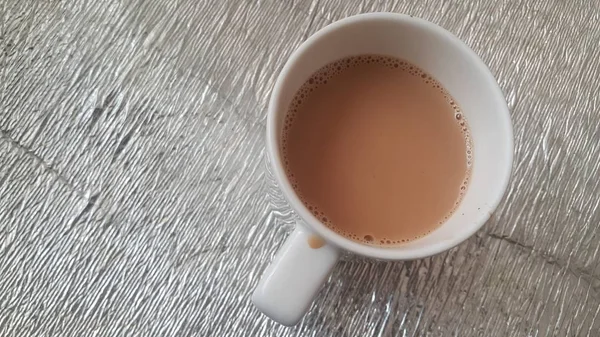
top-left (0, 0), bottom-right (599, 336)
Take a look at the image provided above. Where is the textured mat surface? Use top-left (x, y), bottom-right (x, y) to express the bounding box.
top-left (1, 0), bottom-right (599, 336)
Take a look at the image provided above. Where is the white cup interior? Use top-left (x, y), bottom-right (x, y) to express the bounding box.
top-left (267, 13), bottom-right (513, 259)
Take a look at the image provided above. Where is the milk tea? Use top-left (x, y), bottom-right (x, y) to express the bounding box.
top-left (282, 55), bottom-right (472, 246)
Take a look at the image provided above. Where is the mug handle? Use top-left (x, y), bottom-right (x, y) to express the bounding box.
top-left (252, 223), bottom-right (340, 326)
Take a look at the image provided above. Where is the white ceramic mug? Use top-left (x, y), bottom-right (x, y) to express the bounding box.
top-left (253, 12), bottom-right (513, 326)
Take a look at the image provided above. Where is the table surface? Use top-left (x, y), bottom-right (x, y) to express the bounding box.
top-left (1, 0), bottom-right (599, 336)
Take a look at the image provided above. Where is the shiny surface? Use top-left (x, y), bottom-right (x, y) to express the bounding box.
top-left (0, 0), bottom-right (598, 336)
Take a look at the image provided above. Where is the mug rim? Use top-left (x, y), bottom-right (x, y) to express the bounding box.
top-left (266, 12), bottom-right (514, 260)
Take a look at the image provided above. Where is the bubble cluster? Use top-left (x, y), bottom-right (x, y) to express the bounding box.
top-left (282, 54), bottom-right (474, 247)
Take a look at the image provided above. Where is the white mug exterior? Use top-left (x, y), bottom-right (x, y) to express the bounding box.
top-left (253, 13), bottom-right (513, 326)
